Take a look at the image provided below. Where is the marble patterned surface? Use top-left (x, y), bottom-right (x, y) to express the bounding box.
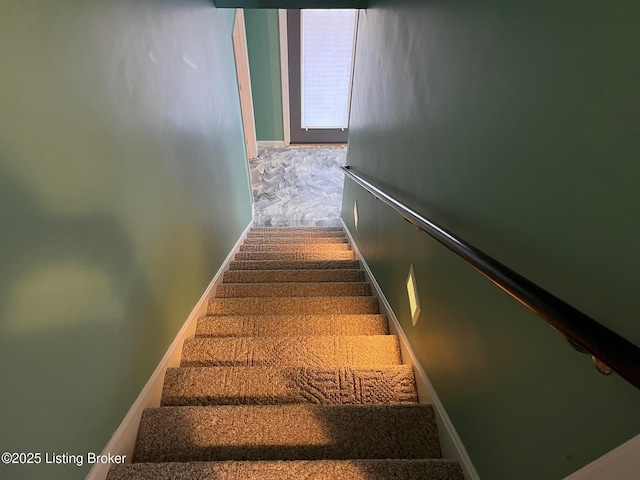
top-left (249, 145), bottom-right (348, 227)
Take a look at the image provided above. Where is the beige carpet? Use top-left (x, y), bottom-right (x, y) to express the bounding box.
top-left (108, 459), bottom-right (463, 480)
top-left (223, 268), bottom-right (365, 283)
top-left (195, 314), bottom-right (388, 337)
top-left (107, 227), bottom-right (463, 479)
top-left (214, 281), bottom-right (371, 297)
top-left (161, 365), bottom-right (418, 406)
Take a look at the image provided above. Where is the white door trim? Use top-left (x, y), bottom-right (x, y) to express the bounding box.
top-left (279, 9), bottom-right (290, 147)
top-left (233, 9), bottom-right (258, 159)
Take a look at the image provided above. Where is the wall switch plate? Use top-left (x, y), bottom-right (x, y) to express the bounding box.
top-left (407, 264), bottom-right (421, 326)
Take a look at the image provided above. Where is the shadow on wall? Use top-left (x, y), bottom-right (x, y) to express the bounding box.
top-left (0, 153), bottom-right (167, 478)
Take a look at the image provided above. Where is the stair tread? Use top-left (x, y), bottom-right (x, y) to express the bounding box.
top-left (222, 269), bottom-right (365, 283)
top-left (180, 335), bottom-right (401, 367)
top-left (133, 404), bottom-right (441, 463)
top-left (242, 236), bottom-right (349, 244)
top-left (250, 226), bottom-right (345, 231)
top-left (161, 365), bottom-right (417, 406)
top-left (215, 282), bottom-right (371, 298)
top-left (239, 243), bottom-right (352, 252)
top-left (207, 296), bottom-right (379, 315)
top-left (108, 459), bottom-right (464, 480)
top-left (248, 228), bottom-right (345, 237)
top-left (196, 314), bottom-right (388, 337)
top-left (246, 234), bottom-right (347, 241)
top-left (235, 251), bottom-right (356, 261)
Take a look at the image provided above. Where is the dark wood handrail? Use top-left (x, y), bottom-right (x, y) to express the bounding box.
top-left (342, 165), bottom-right (640, 389)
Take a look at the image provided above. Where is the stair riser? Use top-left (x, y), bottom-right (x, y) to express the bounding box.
top-left (207, 296), bottom-right (379, 315)
top-left (134, 404), bottom-right (441, 463)
top-left (180, 336), bottom-right (401, 367)
top-left (195, 314), bottom-right (388, 337)
top-left (215, 283), bottom-right (371, 298)
top-left (222, 269), bottom-right (365, 284)
top-left (161, 366), bottom-right (418, 406)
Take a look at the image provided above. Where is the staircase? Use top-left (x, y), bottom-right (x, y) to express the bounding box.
top-left (107, 227), bottom-right (463, 480)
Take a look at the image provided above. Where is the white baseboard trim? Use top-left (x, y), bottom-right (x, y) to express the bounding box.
top-left (86, 220), bottom-right (253, 480)
top-left (340, 219), bottom-right (481, 480)
top-left (563, 434), bottom-right (640, 480)
top-left (257, 140), bottom-right (285, 148)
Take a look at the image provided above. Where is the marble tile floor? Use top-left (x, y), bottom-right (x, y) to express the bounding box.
top-left (249, 145), bottom-right (348, 227)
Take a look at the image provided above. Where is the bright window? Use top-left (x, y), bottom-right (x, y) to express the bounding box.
top-left (301, 9), bottom-right (357, 129)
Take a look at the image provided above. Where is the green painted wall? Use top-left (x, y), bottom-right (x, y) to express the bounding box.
top-left (244, 9), bottom-right (284, 142)
top-left (342, 1), bottom-right (640, 478)
top-left (0, 1), bottom-right (252, 479)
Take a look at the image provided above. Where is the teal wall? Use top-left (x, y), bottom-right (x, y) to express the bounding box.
top-left (343, 1), bottom-right (640, 479)
top-left (244, 9), bottom-right (285, 141)
top-left (0, 1), bottom-right (252, 479)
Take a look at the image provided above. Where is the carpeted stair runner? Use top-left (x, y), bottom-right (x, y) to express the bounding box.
top-left (224, 267), bottom-right (364, 283)
top-left (195, 314), bottom-right (388, 337)
top-left (214, 281), bottom-right (371, 297)
top-left (229, 259), bottom-right (359, 270)
top-left (243, 235), bottom-right (349, 244)
top-left (180, 335), bottom-right (401, 367)
top-left (234, 251), bottom-right (356, 261)
top-left (108, 227), bottom-right (463, 480)
top-left (107, 459), bottom-right (463, 480)
top-left (161, 365), bottom-right (418, 406)
top-left (207, 296), bottom-right (380, 315)
top-left (239, 242), bottom-right (352, 252)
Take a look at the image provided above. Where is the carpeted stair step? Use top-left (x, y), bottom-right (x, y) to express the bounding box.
top-left (239, 243), bottom-right (352, 252)
top-left (234, 251), bottom-right (355, 261)
top-left (109, 225), bottom-right (463, 479)
top-left (215, 282), bottom-right (371, 298)
top-left (161, 365), bottom-right (417, 406)
top-left (243, 235), bottom-right (349, 245)
top-left (133, 404), bottom-right (441, 463)
top-left (207, 296), bottom-right (378, 315)
top-left (108, 459), bottom-right (464, 480)
top-left (195, 314), bottom-right (388, 337)
top-left (229, 259), bottom-right (359, 270)
top-left (222, 269), bottom-right (365, 284)
top-left (245, 234), bottom-right (347, 242)
top-left (180, 335), bottom-right (401, 367)
top-left (248, 227), bottom-right (346, 236)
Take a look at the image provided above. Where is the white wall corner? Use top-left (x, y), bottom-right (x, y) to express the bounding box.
top-left (85, 219), bottom-right (254, 480)
top-left (340, 218), bottom-right (481, 480)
